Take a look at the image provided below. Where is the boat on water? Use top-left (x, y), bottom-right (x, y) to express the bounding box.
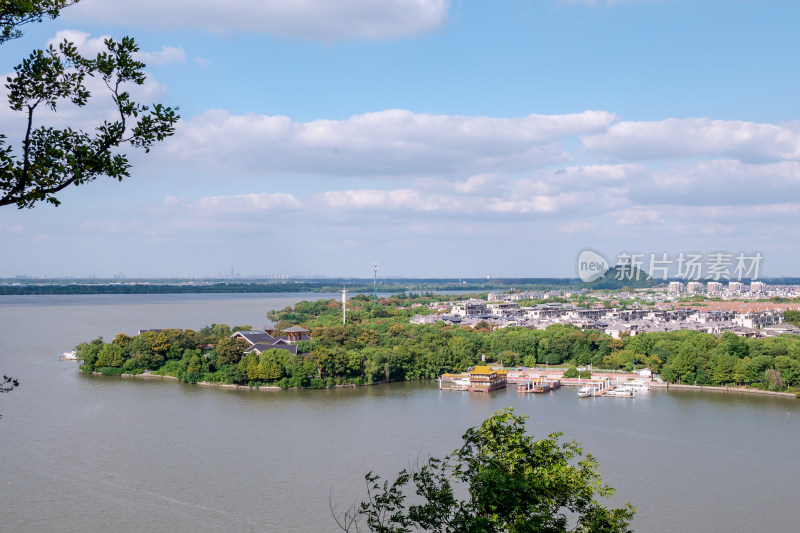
top-left (59, 350), bottom-right (77, 361)
top-left (577, 386), bottom-right (593, 398)
top-left (606, 387), bottom-right (634, 398)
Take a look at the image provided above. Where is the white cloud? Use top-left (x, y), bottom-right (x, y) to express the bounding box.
top-left (65, 0), bottom-right (451, 42)
top-left (48, 30), bottom-right (109, 56)
top-left (47, 30), bottom-right (185, 65)
top-left (613, 207), bottom-right (663, 225)
top-left (453, 174), bottom-right (505, 194)
top-left (488, 196), bottom-right (566, 214)
top-left (137, 46), bottom-right (186, 66)
top-left (583, 118), bottom-right (800, 162)
top-left (544, 163), bottom-right (647, 183)
top-left (168, 193), bottom-right (302, 214)
top-left (314, 189), bottom-right (473, 212)
top-left (627, 160), bottom-right (800, 206)
top-left (160, 109), bottom-right (614, 177)
top-left (668, 202), bottom-right (800, 221)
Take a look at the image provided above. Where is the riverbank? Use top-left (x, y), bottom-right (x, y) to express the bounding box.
top-left (101, 370), bottom-right (377, 391)
top-left (650, 381), bottom-right (797, 398)
top-left (95, 371), bottom-right (798, 399)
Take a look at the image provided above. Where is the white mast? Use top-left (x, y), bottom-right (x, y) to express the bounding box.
top-left (341, 287), bottom-right (347, 324)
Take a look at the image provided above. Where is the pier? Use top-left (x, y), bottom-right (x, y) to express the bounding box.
top-left (518, 377), bottom-right (561, 394)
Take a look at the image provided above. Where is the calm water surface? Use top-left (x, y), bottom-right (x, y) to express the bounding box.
top-left (1, 294), bottom-right (799, 532)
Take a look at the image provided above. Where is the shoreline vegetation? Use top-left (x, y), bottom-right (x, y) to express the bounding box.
top-left (74, 294), bottom-right (800, 397)
top-left (6, 276), bottom-right (800, 296)
top-left (3, 278), bottom-right (582, 296)
top-left (95, 370), bottom-right (798, 399)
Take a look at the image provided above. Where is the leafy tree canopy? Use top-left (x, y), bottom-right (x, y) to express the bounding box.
top-left (0, 0), bottom-right (179, 208)
top-left (0, 0), bottom-right (77, 44)
top-left (334, 408), bottom-right (635, 533)
top-left (1, 374), bottom-right (19, 393)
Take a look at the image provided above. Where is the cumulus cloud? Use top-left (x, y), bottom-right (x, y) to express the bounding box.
top-left (64, 0), bottom-right (451, 42)
top-left (160, 109), bottom-right (614, 177)
top-left (625, 160), bottom-right (800, 206)
top-left (48, 30), bottom-right (185, 65)
top-left (313, 189), bottom-right (478, 213)
top-left (668, 202), bottom-right (800, 222)
top-left (137, 46), bottom-right (186, 66)
top-left (48, 30), bottom-right (109, 56)
top-left (582, 118), bottom-right (800, 162)
top-left (165, 193), bottom-right (302, 214)
top-left (453, 174), bottom-right (506, 195)
top-left (543, 163), bottom-right (647, 183)
top-left (488, 195), bottom-right (571, 214)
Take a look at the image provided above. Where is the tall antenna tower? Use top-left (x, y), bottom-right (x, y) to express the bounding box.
top-left (341, 286), bottom-right (347, 324)
top-left (372, 262), bottom-right (379, 305)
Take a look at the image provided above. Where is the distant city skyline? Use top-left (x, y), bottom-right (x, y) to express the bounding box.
top-left (2, 1), bottom-right (800, 278)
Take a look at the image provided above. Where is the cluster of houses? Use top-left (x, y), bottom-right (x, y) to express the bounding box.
top-left (231, 326), bottom-right (312, 355)
top-left (139, 326), bottom-right (312, 356)
top-left (410, 300), bottom-right (800, 339)
top-left (668, 280), bottom-right (800, 300)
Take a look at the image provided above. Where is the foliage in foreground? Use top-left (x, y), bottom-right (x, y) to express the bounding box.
top-left (333, 409), bottom-right (635, 533)
top-left (1, 374), bottom-right (20, 419)
top-left (1, 0), bottom-right (178, 209)
top-left (1, 374), bottom-right (19, 393)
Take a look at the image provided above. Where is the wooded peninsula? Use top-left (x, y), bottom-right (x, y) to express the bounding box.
top-left (75, 294), bottom-right (800, 395)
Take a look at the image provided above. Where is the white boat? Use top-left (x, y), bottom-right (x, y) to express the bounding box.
top-left (59, 350), bottom-right (77, 361)
top-left (606, 387), bottom-right (634, 398)
top-left (577, 386), bottom-right (593, 398)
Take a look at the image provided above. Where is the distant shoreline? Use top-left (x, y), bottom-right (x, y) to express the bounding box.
top-left (650, 381), bottom-right (796, 398)
top-left (0, 278), bottom-right (583, 296)
top-left (92, 371), bottom-right (798, 398)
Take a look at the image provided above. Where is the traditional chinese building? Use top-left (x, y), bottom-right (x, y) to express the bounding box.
top-left (281, 326), bottom-right (311, 342)
top-left (468, 366), bottom-right (507, 392)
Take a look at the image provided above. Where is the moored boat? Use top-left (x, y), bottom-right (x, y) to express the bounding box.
top-left (59, 350), bottom-right (77, 361)
top-left (605, 387), bottom-right (634, 398)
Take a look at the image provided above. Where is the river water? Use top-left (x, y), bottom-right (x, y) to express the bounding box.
top-left (1, 294), bottom-right (799, 532)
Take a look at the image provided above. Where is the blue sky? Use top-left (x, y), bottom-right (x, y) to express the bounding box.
top-left (2, 0), bottom-right (800, 278)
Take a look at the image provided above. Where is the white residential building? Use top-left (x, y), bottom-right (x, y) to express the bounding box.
top-left (750, 281), bottom-right (766, 294)
top-left (451, 299), bottom-right (488, 317)
top-left (728, 281), bottom-right (745, 293)
top-left (668, 281), bottom-right (685, 294)
top-left (707, 281), bottom-right (724, 294)
top-left (686, 282), bottom-right (704, 294)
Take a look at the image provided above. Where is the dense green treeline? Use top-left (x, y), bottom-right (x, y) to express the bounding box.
top-left (0, 278), bottom-right (579, 295)
top-left (785, 310), bottom-right (800, 326)
top-left (76, 296), bottom-right (800, 393)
